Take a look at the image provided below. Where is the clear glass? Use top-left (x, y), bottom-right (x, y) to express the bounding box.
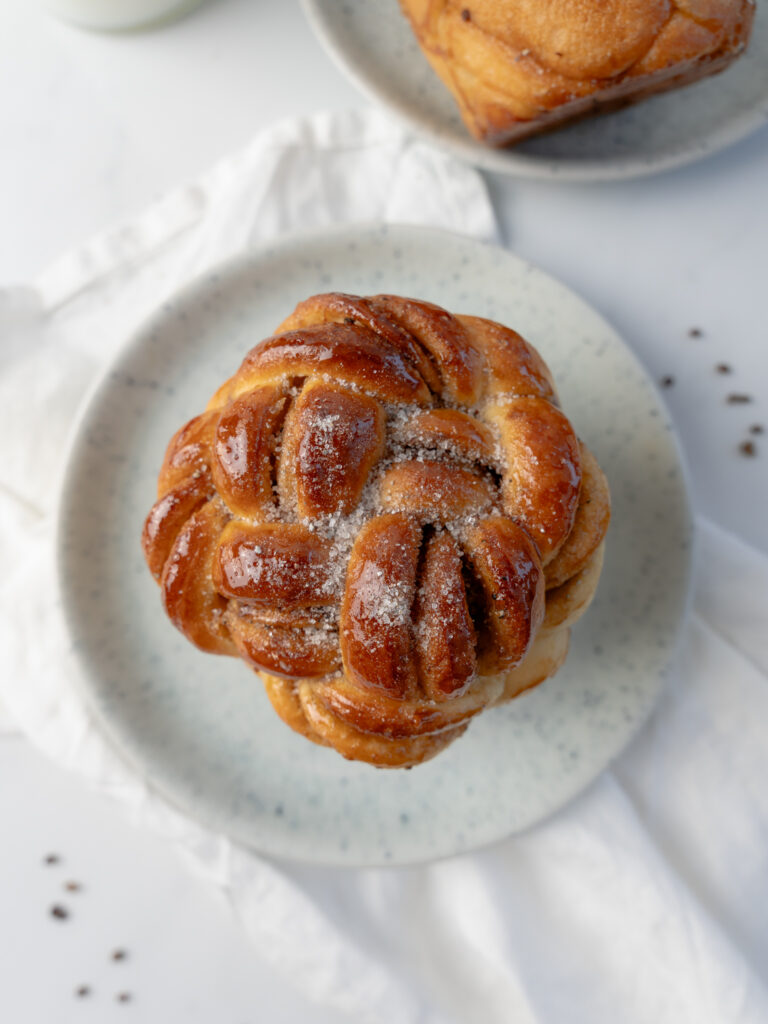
top-left (43, 0), bottom-right (206, 32)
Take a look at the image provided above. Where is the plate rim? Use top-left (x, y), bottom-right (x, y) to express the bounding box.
top-left (301, 0), bottom-right (768, 182)
top-left (55, 221), bottom-right (696, 866)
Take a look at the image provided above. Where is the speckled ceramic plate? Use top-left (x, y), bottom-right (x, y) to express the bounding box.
top-left (57, 224), bottom-right (692, 866)
top-left (301, 0), bottom-right (768, 181)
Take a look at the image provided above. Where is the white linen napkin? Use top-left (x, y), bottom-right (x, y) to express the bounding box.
top-left (1, 108), bottom-right (766, 1024)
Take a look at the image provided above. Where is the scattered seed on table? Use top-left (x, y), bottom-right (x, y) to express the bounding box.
top-left (43, 854), bottom-right (60, 866)
top-left (461, 7), bottom-right (471, 19)
top-left (75, 986), bottom-right (91, 999)
top-left (716, 363), bottom-right (732, 374)
top-left (111, 949), bottom-right (128, 962)
top-left (727, 393), bottom-right (752, 404)
top-left (116, 992), bottom-right (132, 1003)
top-left (660, 375), bottom-right (675, 388)
top-left (750, 424), bottom-right (764, 435)
top-left (50, 904), bottom-right (69, 920)
top-left (739, 441), bottom-right (757, 457)
top-left (688, 327), bottom-right (703, 338)
top-left (64, 881), bottom-right (81, 893)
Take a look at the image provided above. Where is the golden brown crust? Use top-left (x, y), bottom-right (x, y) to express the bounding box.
top-left (458, 316), bottom-right (558, 400)
top-left (395, 407), bottom-right (497, 464)
top-left (339, 512), bottom-right (423, 699)
top-left (373, 294), bottom-right (484, 404)
top-left (142, 474), bottom-right (212, 582)
top-left (211, 386), bottom-right (288, 520)
top-left (414, 531), bottom-right (477, 699)
top-left (160, 500), bottom-right (236, 656)
top-left (228, 607), bottom-right (341, 680)
top-left (233, 323), bottom-right (433, 406)
top-left (142, 292), bottom-right (611, 767)
top-left (212, 521), bottom-right (335, 608)
top-left (380, 459), bottom-right (496, 520)
top-left (278, 380), bottom-right (385, 518)
top-left (543, 542), bottom-right (605, 632)
top-left (466, 516), bottom-right (546, 673)
top-left (487, 397), bottom-right (581, 563)
top-left (156, 410), bottom-right (218, 498)
top-left (493, 627), bottom-right (571, 703)
top-left (296, 681), bottom-right (470, 768)
top-left (545, 444), bottom-right (611, 589)
top-left (399, 0), bottom-right (755, 146)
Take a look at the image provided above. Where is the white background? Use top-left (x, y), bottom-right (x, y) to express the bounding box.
top-left (1, 1), bottom-right (766, 1020)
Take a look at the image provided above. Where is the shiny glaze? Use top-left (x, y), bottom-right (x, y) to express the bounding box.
top-left (545, 443), bottom-right (611, 588)
top-left (380, 459), bottom-right (496, 520)
top-left (466, 516), bottom-right (545, 673)
top-left (413, 531), bottom-right (476, 699)
top-left (212, 385), bottom-right (287, 519)
top-left (397, 407), bottom-right (497, 465)
top-left (459, 316), bottom-right (557, 400)
top-left (488, 396), bottom-right (581, 562)
top-left (278, 292), bottom-right (442, 395)
top-left (213, 521), bottom-right (334, 608)
top-left (160, 500), bottom-right (235, 655)
top-left (237, 322), bottom-right (432, 405)
top-left (142, 471), bottom-right (212, 581)
top-left (227, 609), bottom-right (341, 680)
top-left (157, 410), bottom-right (217, 496)
top-left (279, 379), bottom-right (385, 517)
top-left (143, 291), bottom-right (611, 768)
top-left (374, 294), bottom-right (483, 404)
top-left (340, 513), bottom-right (422, 699)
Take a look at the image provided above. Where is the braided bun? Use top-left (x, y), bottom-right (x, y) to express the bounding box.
top-left (399, 0), bottom-right (754, 146)
top-left (142, 293), bottom-right (610, 767)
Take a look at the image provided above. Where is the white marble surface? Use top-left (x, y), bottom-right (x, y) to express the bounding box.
top-left (1, 0), bottom-right (767, 1019)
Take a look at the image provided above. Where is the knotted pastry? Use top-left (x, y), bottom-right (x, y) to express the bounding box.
top-left (142, 293), bottom-right (610, 768)
top-left (399, 0), bottom-right (755, 146)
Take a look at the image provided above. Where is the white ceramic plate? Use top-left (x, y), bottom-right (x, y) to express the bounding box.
top-left (57, 224), bottom-right (693, 866)
top-left (302, 0), bottom-right (768, 181)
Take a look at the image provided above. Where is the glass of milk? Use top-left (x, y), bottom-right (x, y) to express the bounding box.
top-left (43, 0), bottom-right (206, 31)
